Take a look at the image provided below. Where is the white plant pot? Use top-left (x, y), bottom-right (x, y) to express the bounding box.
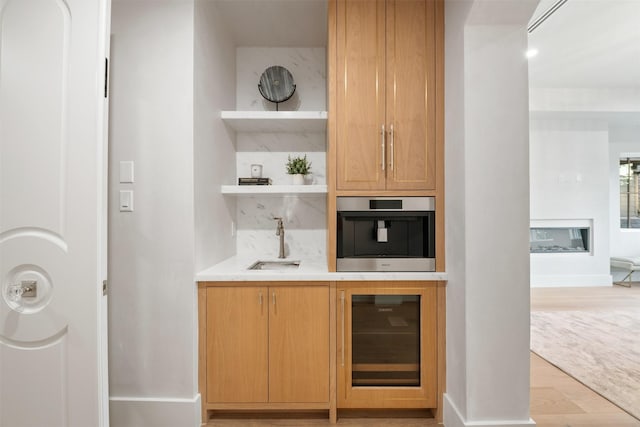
top-left (291, 174), bottom-right (305, 185)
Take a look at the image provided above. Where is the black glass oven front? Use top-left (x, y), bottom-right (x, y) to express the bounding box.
top-left (336, 197), bottom-right (436, 271)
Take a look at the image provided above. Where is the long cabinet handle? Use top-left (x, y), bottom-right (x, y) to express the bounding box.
top-left (272, 291), bottom-right (276, 306)
top-left (340, 291), bottom-right (345, 367)
top-left (381, 124), bottom-right (386, 172)
top-left (259, 290), bottom-right (263, 305)
top-left (390, 124), bottom-right (394, 171)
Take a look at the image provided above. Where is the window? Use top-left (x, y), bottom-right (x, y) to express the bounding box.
top-left (619, 157), bottom-right (640, 228)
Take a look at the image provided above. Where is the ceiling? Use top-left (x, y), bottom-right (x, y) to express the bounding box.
top-left (213, 0), bottom-right (327, 47)
top-left (528, 0), bottom-right (640, 89)
top-left (210, 0), bottom-right (639, 91)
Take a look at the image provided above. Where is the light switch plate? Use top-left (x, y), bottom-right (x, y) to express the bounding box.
top-left (119, 190), bottom-right (134, 212)
top-left (119, 161), bottom-right (134, 183)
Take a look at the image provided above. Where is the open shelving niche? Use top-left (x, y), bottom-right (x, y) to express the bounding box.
top-left (220, 110), bottom-right (328, 195)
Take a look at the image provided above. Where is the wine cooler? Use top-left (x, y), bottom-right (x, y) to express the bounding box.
top-left (337, 284), bottom-right (438, 409)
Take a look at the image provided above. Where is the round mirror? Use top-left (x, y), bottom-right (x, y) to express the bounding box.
top-left (258, 66), bottom-right (296, 110)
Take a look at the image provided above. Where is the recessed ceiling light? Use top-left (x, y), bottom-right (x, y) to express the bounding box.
top-left (526, 48), bottom-right (539, 59)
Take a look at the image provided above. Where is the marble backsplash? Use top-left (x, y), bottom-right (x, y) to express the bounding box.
top-left (233, 46), bottom-right (327, 258)
top-left (236, 195), bottom-right (327, 258)
top-left (236, 132), bottom-right (326, 185)
top-left (236, 47), bottom-right (326, 111)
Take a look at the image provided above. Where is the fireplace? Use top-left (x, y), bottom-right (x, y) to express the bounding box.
top-left (530, 220), bottom-right (592, 254)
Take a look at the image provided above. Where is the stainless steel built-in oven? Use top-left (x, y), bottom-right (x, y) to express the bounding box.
top-left (336, 197), bottom-right (436, 272)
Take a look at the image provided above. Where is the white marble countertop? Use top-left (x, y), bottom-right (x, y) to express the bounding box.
top-left (196, 255), bottom-right (448, 282)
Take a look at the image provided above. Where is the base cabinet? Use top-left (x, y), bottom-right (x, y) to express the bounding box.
top-left (206, 286), bottom-right (269, 403)
top-left (199, 280), bottom-right (444, 422)
top-left (268, 286), bottom-right (330, 403)
top-left (199, 282), bottom-right (331, 420)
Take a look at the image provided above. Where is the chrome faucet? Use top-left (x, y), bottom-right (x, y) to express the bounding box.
top-left (274, 217), bottom-right (285, 259)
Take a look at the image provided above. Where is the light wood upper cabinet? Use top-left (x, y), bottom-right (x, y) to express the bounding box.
top-left (385, 0), bottom-right (436, 190)
top-left (336, 0), bottom-right (386, 191)
top-left (335, 0), bottom-right (438, 191)
top-left (203, 284), bottom-right (329, 405)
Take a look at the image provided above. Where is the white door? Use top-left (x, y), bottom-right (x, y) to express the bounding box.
top-left (0, 0), bottom-right (110, 426)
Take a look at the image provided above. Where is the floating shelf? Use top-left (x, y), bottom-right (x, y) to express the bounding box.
top-left (220, 111), bottom-right (327, 132)
top-left (221, 184), bottom-right (328, 195)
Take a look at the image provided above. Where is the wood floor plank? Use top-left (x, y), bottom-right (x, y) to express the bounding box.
top-left (530, 386), bottom-right (585, 415)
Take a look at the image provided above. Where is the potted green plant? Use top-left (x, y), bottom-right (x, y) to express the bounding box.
top-left (286, 155), bottom-right (312, 185)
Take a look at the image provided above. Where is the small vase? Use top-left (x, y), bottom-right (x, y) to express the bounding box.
top-left (291, 174), bottom-right (305, 185)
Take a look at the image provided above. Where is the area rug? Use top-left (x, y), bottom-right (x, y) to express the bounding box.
top-left (530, 309), bottom-right (640, 419)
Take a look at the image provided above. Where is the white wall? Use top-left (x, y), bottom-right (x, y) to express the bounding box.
top-left (444, 1), bottom-right (537, 425)
top-left (530, 120), bottom-right (611, 287)
top-left (109, 1), bottom-right (199, 426)
top-left (609, 125), bottom-right (640, 258)
top-left (443, 0), bottom-right (471, 418)
top-left (194, 0), bottom-right (237, 271)
top-left (530, 88), bottom-right (640, 113)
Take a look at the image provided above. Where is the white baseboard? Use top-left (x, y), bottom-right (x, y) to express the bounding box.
top-left (109, 394), bottom-right (201, 427)
top-left (530, 274), bottom-right (612, 287)
top-left (444, 394), bottom-right (536, 427)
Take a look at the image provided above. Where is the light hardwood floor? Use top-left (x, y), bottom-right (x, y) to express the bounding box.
top-left (204, 284), bottom-right (640, 426)
top-left (530, 283), bottom-right (640, 427)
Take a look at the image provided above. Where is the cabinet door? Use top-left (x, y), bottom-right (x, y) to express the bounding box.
top-left (385, 0), bottom-right (437, 190)
top-left (336, 0), bottom-right (386, 191)
top-left (269, 286), bottom-right (330, 403)
top-left (338, 284), bottom-right (437, 408)
top-left (206, 287), bottom-right (268, 403)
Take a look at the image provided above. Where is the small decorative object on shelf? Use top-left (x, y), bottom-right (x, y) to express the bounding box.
top-left (250, 164), bottom-right (263, 178)
top-left (286, 155), bottom-right (311, 185)
top-left (238, 177), bottom-right (272, 186)
top-left (258, 65), bottom-right (296, 111)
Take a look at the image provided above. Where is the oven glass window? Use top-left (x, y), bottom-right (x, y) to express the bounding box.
top-left (351, 295), bottom-right (420, 387)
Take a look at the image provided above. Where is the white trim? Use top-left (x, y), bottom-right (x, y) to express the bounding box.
top-left (97, 0), bottom-right (111, 424)
top-left (109, 394), bottom-right (201, 427)
top-left (530, 274), bottom-right (612, 287)
top-left (444, 394), bottom-right (537, 427)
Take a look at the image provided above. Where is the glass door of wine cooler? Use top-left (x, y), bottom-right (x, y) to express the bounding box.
top-left (351, 295), bottom-right (421, 387)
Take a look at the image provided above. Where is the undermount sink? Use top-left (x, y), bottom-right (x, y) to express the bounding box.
top-left (248, 260), bottom-right (301, 271)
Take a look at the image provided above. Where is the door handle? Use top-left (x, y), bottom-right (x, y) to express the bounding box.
top-left (340, 291), bottom-right (345, 367)
top-left (381, 124), bottom-right (386, 172)
top-left (6, 280), bottom-right (37, 302)
top-left (390, 124), bottom-right (394, 171)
